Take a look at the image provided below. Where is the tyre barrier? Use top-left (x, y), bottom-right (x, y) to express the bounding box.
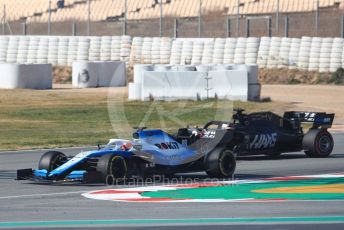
top-left (6, 36), bottom-right (19, 63)
top-left (319, 37), bottom-right (333, 72)
top-left (213, 38), bottom-right (226, 64)
top-left (288, 38), bottom-right (301, 69)
top-left (27, 36), bottom-right (40, 64)
top-left (278, 37), bottom-right (292, 68)
top-left (0, 36), bottom-right (9, 63)
top-left (130, 37), bottom-right (143, 65)
top-left (88, 37), bottom-right (101, 62)
top-left (151, 37), bottom-right (161, 64)
top-left (180, 40), bottom-right (193, 65)
top-left (201, 40), bottom-right (214, 64)
top-left (120, 35), bottom-right (132, 65)
top-left (245, 37), bottom-right (260, 64)
top-left (267, 37), bottom-right (281, 68)
top-left (191, 41), bottom-right (204, 65)
top-left (160, 37), bottom-right (172, 64)
top-left (47, 37), bottom-right (59, 65)
top-left (57, 37), bottom-right (69, 66)
top-left (100, 36), bottom-right (111, 62)
top-left (308, 37), bottom-right (322, 71)
top-left (141, 37), bottom-right (153, 64)
top-left (170, 40), bottom-right (183, 64)
top-left (67, 37), bottom-right (78, 65)
top-left (234, 37), bottom-right (247, 64)
top-left (77, 37), bottom-right (90, 62)
top-left (257, 36), bottom-right (270, 68)
top-left (330, 37), bottom-right (343, 72)
top-left (110, 36), bottom-right (122, 61)
top-left (223, 38), bottom-right (237, 64)
top-left (0, 36), bottom-right (344, 72)
top-left (17, 36), bottom-right (30, 64)
top-left (297, 36), bottom-right (312, 70)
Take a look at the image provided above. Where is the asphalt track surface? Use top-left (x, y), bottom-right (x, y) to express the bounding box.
top-left (1, 133), bottom-right (344, 229)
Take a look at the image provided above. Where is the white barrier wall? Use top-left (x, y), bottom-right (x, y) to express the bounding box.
top-left (72, 61), bottom-right (126, 88)
top-left (129, 64), bottom-right (259, 101)
top-left (0, 63), bottom-right (52, 89)
top-left (139, 70), bottom-right (248, 101)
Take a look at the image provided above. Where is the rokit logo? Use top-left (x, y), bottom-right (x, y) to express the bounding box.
top-left (250, 133), bottom-right (277, 149)
top-left (155, 142), bottom-right (180, 150)
top-left (304, 112), bottom-right (316, 122)
top-left (203, 130), bottom-right (216, 139)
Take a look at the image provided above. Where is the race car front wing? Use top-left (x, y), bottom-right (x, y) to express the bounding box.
top-left (16, 168), bottom-right (102, 183)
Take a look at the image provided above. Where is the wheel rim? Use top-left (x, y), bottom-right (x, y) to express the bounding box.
top-left (50, 155), bottom-right (65, 171)
top-left (220, 153), bottom-right (234, 176)
top-left (318, 135), bottom-right (332, 153)
top-left (110, 157), bottom-right (127, 178)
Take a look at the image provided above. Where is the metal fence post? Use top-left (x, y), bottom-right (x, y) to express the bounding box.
top-left (268, 17), bottom-right (272, 37)
top-left (2, 5), bottom-right (5, 35)
top-left (22, 22), bottom-right (27, 35)
top-left (226, 17), bottom-right (231, 37)
top-left (159, 0), bottom-right (163, 37)
top-left (276, 0), bottom-right (279, 35)
top-left (174, 18), bottom-right (178, 38)
top-left (236, 0), bottom-right (240, 36)
top-left (315, 0), bottom-right (319, 36)
top-left (123, 0), bottom-right (127, 35)
top-left (198, 0), bottom-right (202, 38)
top-left (72, 19), bottom-right (76, 36)
top-left (48, 0), bottom-right (51, 35)
top-left (284, 15), bottom-right (289, 37)
top-left (341, 15), bottom-right (344, 38)
top-left (245, 18), bottom-right (250, 37)
top-left (87, 0), bottom-right (90, 36)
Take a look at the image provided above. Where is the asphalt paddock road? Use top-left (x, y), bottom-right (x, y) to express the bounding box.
top-left (0, 133), bottom-right (344, 229)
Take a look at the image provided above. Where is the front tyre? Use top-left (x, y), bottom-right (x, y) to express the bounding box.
top-left (303, 129), bottom-right (334, 158)
top-left (97, 154), bottom-right (127, 184)
top-left (38, 151), bottom-right (67, 172)
top-left (205, 148), bottom-right (236, 178)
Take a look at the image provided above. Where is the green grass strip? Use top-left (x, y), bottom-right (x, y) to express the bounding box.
top-left (1, 216), bottom-right (344, 227)
top-left (143, 178), bottom-right (344, 200)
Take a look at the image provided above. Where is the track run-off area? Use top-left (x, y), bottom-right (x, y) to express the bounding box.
top-left (0, 133), bottom-right (344, 229)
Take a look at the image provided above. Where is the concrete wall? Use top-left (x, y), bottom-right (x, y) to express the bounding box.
top-left (0, 63), bottom-right (52, 89)
top-left (72, 61), bottom-right (126, 88)
top-left (129, 64), bottom-right (259, 101)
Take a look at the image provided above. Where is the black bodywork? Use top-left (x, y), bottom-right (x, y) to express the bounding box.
top-left (187, 109), bottom-right (335, 156)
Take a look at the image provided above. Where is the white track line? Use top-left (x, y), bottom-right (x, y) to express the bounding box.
top-left (0, 146), bottom-right (97, 154)
top-left (0, 190), bottom-right (93, 199)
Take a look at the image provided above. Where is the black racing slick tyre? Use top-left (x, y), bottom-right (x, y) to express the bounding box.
top-left (303, 129), bottom-right (334, 158)
top-left (205, 148), bottom-right (236, 178)
top-left (97, 154), bottom-right (128, 184)
top-left (38, 151), bottom-right (67, 172)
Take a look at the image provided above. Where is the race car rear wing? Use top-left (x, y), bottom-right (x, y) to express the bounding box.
top-left (283, 112), bottom-right (335, 129)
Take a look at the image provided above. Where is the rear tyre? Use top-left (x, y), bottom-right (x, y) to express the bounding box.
top-left (97, 154), bottom-right (127, 184)
top-left (38, 151), bottom-right (67, 172)
top-left (205, 148), bottom-right (236, 178)
top-left (303, 129), bottom-right (334, 158)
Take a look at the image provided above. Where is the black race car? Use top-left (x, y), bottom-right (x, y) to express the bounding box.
top-left (193, 109), bottom-right (335, 158)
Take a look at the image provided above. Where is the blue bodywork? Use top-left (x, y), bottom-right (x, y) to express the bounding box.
top-left (31, 129), bottom-right (203, 182)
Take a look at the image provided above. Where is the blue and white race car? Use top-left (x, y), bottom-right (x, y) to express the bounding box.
top-left (17, 125), bottom-right (237, 184)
